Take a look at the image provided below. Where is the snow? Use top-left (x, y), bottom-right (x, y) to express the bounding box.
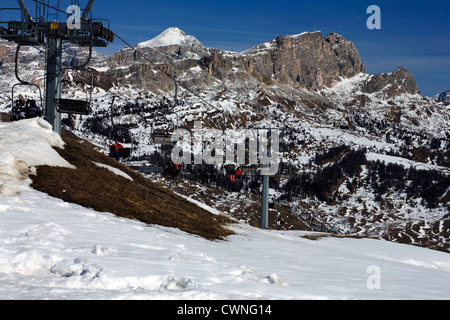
top-left (0, 118), bottom-right (72, 168)
top-left (93, 162), bottom-right (134, 181)
top-left (240, 31), bottom-right (323, 56)
top-left (0, 118), bottom-right (74, 196)
top-left (1, 119), bottom-right (450, 300)
top-left (292, 30), bottom-right (322, 38)
top-left (366, 152), bottom-right (450, 174)
top-left (137, 27), bottom-right (201, 48)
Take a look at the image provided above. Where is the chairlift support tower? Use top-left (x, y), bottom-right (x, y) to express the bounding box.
top-left (0, 0), bottom-right (114, 135)
top-left (251, 127), bottom-right (283, 229)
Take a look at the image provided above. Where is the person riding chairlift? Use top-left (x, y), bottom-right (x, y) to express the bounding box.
top-left (26, 99), bottom-right (42, 118)
top-left (11, 99), bottom-right (26, 121)
top-left (229, 168), bottom-right (236, 182)
top-left (109, 141), bottom-right (123, 161)
top-left (236, 167), bottom-right (243, 180)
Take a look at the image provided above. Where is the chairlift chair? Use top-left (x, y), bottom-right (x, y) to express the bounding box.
top-left (118, 147), bottom-right (131, 158)
top-left (150, 107), bottom-right (179, 146)
top-left (109, 127), bottom-right (133, 159)
top-left (241, 165), bottom-right (258, 174)
top-left (55, 98), bottom-right (90, 115)
top-left (153, 132), bottom-right (176, 145)
top-left (56, 68), bottom-right (93, 115)
top-left (150, 77), bottom-right (179, 145)
top-left (10, 82), bottom-right (43, 121)
top-left (107, 95), bottom-right (135, 159)
top-left (10, 44), bottom-right (44, 121)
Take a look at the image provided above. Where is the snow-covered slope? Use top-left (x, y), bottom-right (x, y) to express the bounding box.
top-left (0, 118), bottom-right (74, 196)
top-left (0, 119), bottom-right (449, 300)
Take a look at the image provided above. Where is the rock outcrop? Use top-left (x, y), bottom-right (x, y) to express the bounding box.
top-left (233, 32), bottom-right (365, 90)
top-left (362, 67), bottom-right (419, 97)
top-left (105, 29), bottom-right (367, 92)
top-left (1, 28), bottom-right (422, 102)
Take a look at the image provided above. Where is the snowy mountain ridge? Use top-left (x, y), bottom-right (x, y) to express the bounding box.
top-left (0, 27), bottom-right (449, 253)
top-left (137, 27), bottom-right (202, 49)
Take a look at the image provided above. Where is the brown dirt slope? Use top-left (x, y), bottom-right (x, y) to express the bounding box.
top-left (31, 130), bottom-right (234, 240)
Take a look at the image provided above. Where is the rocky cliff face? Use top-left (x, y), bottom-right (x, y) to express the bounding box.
top-left (0, 27), bottom-right (439, 131)
top-left (94, 28), bottom-right (449, 143)
top-left (362, 66), bottom-right (419, 97)
top-left (103, 29), bottom-right (368, 93)
top-left (0, 39), bottom-right (108, 89)
top-left (0, 27), bottom-right (423, 98)
top-left (0, 40), bottom-right (45, 89)
top-left (232, 32), bottom-right (365, 90)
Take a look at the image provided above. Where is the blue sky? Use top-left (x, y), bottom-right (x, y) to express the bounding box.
top-left (17, 0), bottom-right (450, 96)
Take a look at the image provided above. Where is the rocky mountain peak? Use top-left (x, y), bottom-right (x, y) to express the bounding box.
top-left (362, 66), bottom-right (419, 97)
top-left (137, 27), bottom-right (202, 49)
top-left (107, 27), bottom-right (208, 68)
top-left (233, 31), bottom-right (365, 90)
top-left (100, 28), bottom-right (426, 99)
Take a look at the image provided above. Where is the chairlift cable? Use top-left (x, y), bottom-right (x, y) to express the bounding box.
top-left (31, 0), bottom-right (226, 122)
top-left (111, 32), bottom-right (224, 116)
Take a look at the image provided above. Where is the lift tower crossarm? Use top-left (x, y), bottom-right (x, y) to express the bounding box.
top-left (0, 0), bottom-right (114, 135)
top-left (16, 0), bottom-right (32, 22)
top-left (82, 0), bottom-right (96, 20)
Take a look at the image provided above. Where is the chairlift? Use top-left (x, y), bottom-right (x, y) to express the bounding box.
top-left (150, 77), bottom-right (179, 145)
top-left (241, 165), bottom-right (258, 174)
top-left (56, 68), bottom-right (93, 115)
top-left (9, 44), bottom-right (44, 121)
top-left (150, 105), bottom-right (179, 145)
top-left (108, 95), bottom-right (134, 159)
top-left (56, 24), bottom-right (95, 116)
top-left (109, 127), bottom-right (133, 158)
top-left (10, 82), bottom-right (43, 121)
top-left (152, 131), bottom-right (176, 145)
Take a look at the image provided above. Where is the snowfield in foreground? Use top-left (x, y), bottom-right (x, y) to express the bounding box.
top-left (0, 119), bottom-right (450, 300)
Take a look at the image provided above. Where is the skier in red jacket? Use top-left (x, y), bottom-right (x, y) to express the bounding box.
top-left (109, 141), bottom-right (123, 161)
